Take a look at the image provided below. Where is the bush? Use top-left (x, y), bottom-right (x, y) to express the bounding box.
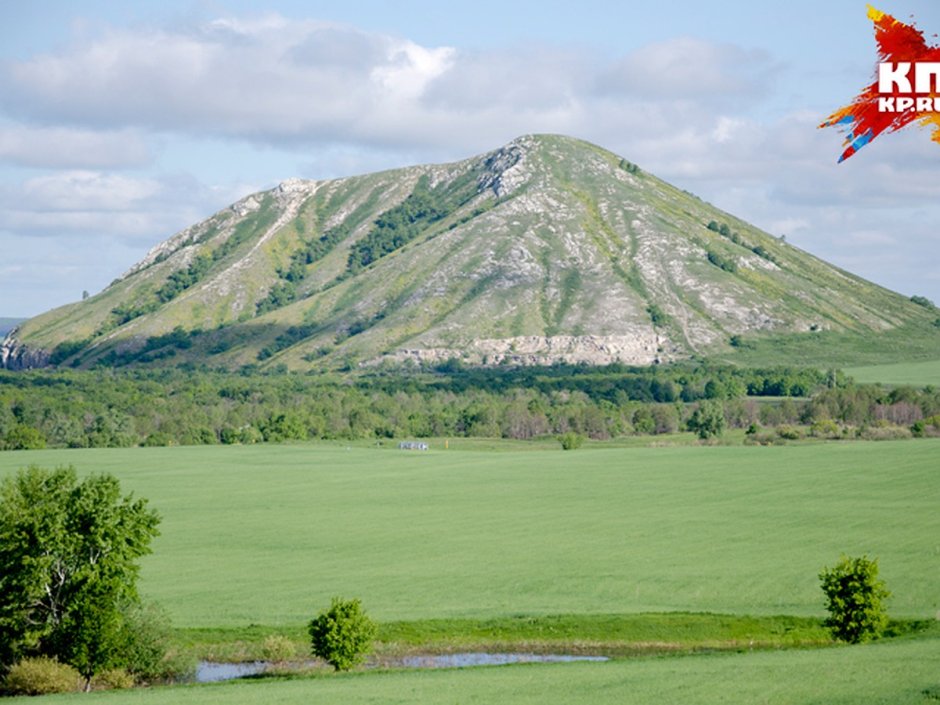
top-left (809, 419), bottom-right (841, 439)
top-left (309, 597), bottom-right (377, 671)
top-left (776, 424), bottom-right (803, 440)
top-left (3, 657), bottom-right (82, 696)
top-left (911, 413), bottom-right (940, 438)
top-left (687, 400), bottom-right (725, 439)
top-left (92, 668), bottom-right (134, 690)
top-left (116, 602), bottom-right (191, 683)
top-left (707, 250), bottom-right (737, 273)
top-left (646, 304), bottom-right (667, 326)
top-left (261, 634), bottom-right (297, 662)
top-left (819, 555), bottom-right (890, 643)
top-left (743, 430), bottom-right (783, 446)
top-left (859, 423), bottom-right (911, 441)
top-left (559, 432), bottom-right (584, 450)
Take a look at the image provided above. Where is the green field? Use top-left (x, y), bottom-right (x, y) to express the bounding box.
top-left (723, 323), bottom-right (940, 369)
top-left (845, 358), bottom-right (940, 387)
top-left (6, 631), bottom-right (940, 705)
top-left (1, 440), bottom-right (938, 702)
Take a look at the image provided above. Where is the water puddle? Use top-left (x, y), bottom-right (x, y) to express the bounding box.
top-left (399, 653), bottom-right (609, 668)
top-left (196, 653), bottom-right (608, 682)
top-left (196, 661), bottom-right (268, 683)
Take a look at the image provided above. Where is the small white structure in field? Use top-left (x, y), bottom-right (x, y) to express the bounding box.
top-left (398, 441), bottom-right (429, 451)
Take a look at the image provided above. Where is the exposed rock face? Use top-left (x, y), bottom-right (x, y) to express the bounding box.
top-left (0, 332), bottom-right (50, 370)
top-left (385, 333), bottom-right (677, 367)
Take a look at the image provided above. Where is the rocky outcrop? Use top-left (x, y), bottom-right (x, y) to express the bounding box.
top-left (384, 333), bottom-right (678, 367)
top-left (0, 332), bottom-right (51, 370)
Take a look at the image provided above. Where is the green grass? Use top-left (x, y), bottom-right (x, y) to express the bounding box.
top-left (176, 611), bottom-right (841, 662)
top-left (2, 440), bottom-right (938, 627)
top-left (724, 323), bottom-right (940, 368)
top-left (2, 440), bottom-right (938, 703)
top-left (845, 358), bottom-right (940, 387)
top-left (8, 629), bottom-right (940, 704)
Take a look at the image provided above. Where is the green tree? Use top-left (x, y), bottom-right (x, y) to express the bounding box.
top-left (1, 424), bottom-right (47, 450)
top-left (308, 597), bottom-right (377, 671)
top-left (819, 555), bottom-right (890, 644)
top-left (0, 466), bottom-right (160, 687)
top-left (687, 400), bottom-right (725, 439)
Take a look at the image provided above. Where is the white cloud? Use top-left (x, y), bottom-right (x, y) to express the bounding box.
top-left (0, 125), bottom-right (152, 168)
top-left (0, 17), bottom-right (781, 153)
top-left (0, 171), bottom-right (252, 242)
top-left (17, 171), bottom-right (162, 211)
top-left (596, 38), bottom-right (777, 103)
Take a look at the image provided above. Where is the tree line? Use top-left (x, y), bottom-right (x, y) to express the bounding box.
top-left (1, 364), bottom-right (938, 450)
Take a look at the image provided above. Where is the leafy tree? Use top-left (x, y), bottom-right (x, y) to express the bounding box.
top-left (0, 466), bottom-right (161, 688)
top-left (308, 597), bottom-right (377, 671)
top-left (1, 424), bottom-right (46, 450)
top-left (687, 400), bottom-right (725, 439)
top-left (819, 555), bottom-right (890, 644)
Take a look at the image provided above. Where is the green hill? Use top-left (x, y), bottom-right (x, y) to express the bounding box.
top-left (0, 318), bottom-right (24, 338)
top-left (3, 135), bottom-right (937, 371)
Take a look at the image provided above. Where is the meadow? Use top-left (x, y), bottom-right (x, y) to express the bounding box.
top-left (845, 358), bottom-right (940, 387)
top-left (1, 439), bottom-right (938, 702)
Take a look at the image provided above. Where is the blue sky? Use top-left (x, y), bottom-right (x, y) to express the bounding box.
top-left (1, 0), bottom-right (938, 317)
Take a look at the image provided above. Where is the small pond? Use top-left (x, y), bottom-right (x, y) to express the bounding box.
top-left (196, 653), bottom-right (608, 683)
top-left (196, 662), bottom-right (268, 683)
top-left (399, 653), bottom-right (609, 668)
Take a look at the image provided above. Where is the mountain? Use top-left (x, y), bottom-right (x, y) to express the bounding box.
top-left (0, 319), bottom-right (25, 339)
top-left (2, 134), bottom-right (936, 372)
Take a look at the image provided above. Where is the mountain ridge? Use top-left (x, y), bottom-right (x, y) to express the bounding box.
top-left (3, 134), bottom-right (935, 371)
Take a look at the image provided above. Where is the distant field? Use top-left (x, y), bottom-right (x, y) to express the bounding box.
top-left (2, 440), bottom-right (937, 627)
top-left (8, 629), bottom-right (940, 705)
top-left (845, 358), bottom-right (940, 387)
top-left (724, 323), bottom-right (940, 368)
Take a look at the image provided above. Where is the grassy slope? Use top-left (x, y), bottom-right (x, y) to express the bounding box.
top-left (9, 631), bottom-right (940, 705)
top-left (721, 323), bottom-right (940, 368)
top-left (845, 358), bottom-right (940, 386)
top-left (2, 441), bottom-right (937, 626)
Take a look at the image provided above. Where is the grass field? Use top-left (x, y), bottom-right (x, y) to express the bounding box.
top-left (1, 441), bottom-right (937, 625)
top-left (1, 440), bottom-right (938, 703)
top-left (6, 629), bottom-right (940, 705)
top-left (845, 358), bottom-right (940, 387)
top-left (723, 323), bottom-right (940, 368)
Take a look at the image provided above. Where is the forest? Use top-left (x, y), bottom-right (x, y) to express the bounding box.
top-left (1, 363), bottom-right (938, 450)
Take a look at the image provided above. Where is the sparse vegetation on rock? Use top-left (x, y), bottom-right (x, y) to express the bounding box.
top-left (5, 134), bottom-right (935, 374)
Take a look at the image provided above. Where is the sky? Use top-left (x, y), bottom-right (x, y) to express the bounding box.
top-left (1, 0), bottom-right (938, 318)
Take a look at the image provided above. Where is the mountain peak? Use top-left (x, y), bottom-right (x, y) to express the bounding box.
top-left (3, 136), bottom-right (933, 371)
